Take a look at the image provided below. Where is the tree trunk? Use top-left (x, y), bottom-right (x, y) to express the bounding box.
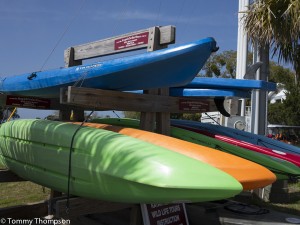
top-left (294, 45), bottom-right (300, 85)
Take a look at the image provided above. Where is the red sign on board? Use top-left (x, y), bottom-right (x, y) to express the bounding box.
top-left (6, 95), bottom-right (51, 109)
top-left (114, 32), bottom-right (149, 50)
top-left (141, 203), bottom-right (189, 225)
top-left (179, 99), bottom-right (209, 112)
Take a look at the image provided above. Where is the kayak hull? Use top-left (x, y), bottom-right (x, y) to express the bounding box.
top-left (0, 38), bottom-right (217, 98)
top-left (0, 119), bottom-right (242, 203)
top-left (89, 119), bottom-right (277, 190)
top-left (94, 118), bottom-right (300, 180)
top-left (184, 127), bottom-right (300, 168)
top-left (172, 119), bottom-right (300, 156)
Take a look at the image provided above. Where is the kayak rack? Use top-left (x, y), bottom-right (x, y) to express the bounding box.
top-left (0, 25), bottom-right (237, 133)
top-left (59, 25), bottom-right (237, 136)
top-left (61, 25), bottom-right (177, 134)
top-left (0, 26), bottom-right (283, 224)
top-left (0, 26), bottom-right (196, 224)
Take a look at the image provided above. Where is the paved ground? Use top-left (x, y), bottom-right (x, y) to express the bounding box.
top-left (60, 200), bottom-right (300, 225)
top-left (5, 196), bottom-right (298, 225)
top-left (186, 201), bottom-right (300, 225)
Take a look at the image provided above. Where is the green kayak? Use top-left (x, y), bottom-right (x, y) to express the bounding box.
top-left (92, 118), bottom-right (300, 180)
top-left (0, 119), bottom-right (242, 203)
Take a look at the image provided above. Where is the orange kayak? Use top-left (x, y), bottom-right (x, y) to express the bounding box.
top-left (78, 122), bottom-right (276, 190)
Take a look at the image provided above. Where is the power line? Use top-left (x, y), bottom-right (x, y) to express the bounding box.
top-left (174, 0), bottom-right (187, 27)
top-left (40, 0), bottom-right (87, 71)
top-left (155, 0), bottom-right (163, 25)
top-left (110, 0), bottom-right (133, 36)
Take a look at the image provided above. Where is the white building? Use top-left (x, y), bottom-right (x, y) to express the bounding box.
top-left (268, 88), bottom-right (287, 104)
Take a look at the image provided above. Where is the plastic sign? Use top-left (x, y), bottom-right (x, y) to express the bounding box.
top-left (179, 99), bottom-right (209, 112)
top-left (114, 32), bottom-right (149, 50)
top-left (141, 203), bottom-right (189, 225)
top-left (6, 95), bottom-right (51, 109)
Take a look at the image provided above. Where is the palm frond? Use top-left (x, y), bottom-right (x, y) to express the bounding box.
top-left (243, 0), bottom-right (299, 68)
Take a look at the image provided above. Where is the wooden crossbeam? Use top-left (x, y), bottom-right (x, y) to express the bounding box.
top-left (60, 86), bottom-right (220, 113)
top-left (64, 25), bottom-right (175, 67)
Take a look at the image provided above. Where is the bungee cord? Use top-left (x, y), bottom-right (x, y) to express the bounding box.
top-left (66, 110), bottom-right (95, 214)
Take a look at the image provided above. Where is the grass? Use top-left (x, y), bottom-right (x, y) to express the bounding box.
top-left (233, 181), bottom-right (300, 216)
top-left (268, 182), bottom-right (300, 214)
top-left (0, 163), bottom-right (51, 208)
top-left (0, 182), bottom-right (50, 208)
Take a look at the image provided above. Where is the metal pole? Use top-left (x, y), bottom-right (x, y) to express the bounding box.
top-left (251, 43), bottom-right (269, 136)
top-left (236, 0), bottom-right (249, 116)
top-left (250, 42), bottom-right (258, 133)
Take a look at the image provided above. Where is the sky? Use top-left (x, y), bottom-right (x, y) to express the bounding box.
top-left (0, 0), bottom-right (240, 119)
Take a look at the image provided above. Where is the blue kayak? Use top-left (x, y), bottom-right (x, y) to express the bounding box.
top-left (130, 88), bottom-right (251, 98)
top-left (0, 38), bottom-right (217, 98)
top-left (180, 77), bottom-right (277, 91)
top-left (171, 119), bottom-right (300, 156)
top-left (130, 77), bottom-right (276, 98)
top-left (169, 88), bottom-right (251, 98)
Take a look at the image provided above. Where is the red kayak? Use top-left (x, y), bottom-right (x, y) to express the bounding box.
top-left (174, 125), bottom-right (300, 168)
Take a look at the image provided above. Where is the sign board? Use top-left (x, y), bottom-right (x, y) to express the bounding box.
top-left (6, 95), bottom-right (51, 109)
top-left (179, 99), bottom-right (209, 112)
top-left (141, 203), bottom-right (189, 225)
top-left (114, 32), bottom-right (149, 50)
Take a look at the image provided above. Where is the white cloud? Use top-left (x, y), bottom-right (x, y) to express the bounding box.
top-left (89, 8), bottom-right (234, 27)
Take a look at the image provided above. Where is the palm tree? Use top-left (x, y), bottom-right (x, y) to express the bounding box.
top-left (243, 0), bottom-right (300, 201)
top-left (243, 0), bottom-right (300, 83)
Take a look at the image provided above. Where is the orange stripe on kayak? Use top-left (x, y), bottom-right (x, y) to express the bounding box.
top-left (77, 122), bottom-right (276, 190)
